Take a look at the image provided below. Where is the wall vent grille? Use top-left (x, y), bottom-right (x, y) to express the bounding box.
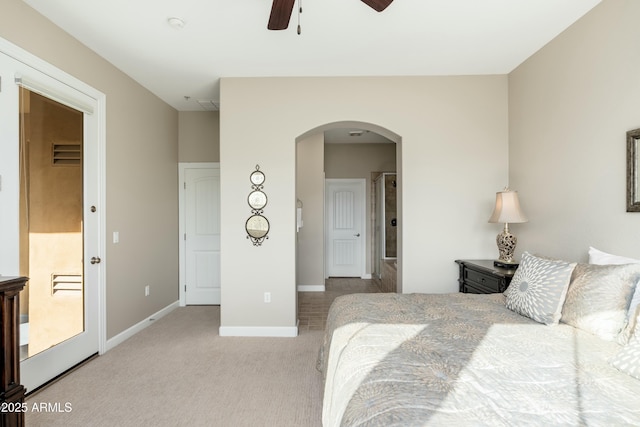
top-left (52, 142), bottom-right (82, 166)
top-left (197, 99), bottom-right (220, 111)
top-left (51, 274), bottom-right (83, 296)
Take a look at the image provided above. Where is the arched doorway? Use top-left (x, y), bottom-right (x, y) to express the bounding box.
top-left (295, 121), bottom-right (402, 295)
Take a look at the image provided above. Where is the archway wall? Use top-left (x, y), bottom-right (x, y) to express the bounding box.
top-left (220, 76), bottom-right (509, 332)
top-left (296, 131), bottom-right (325, 290)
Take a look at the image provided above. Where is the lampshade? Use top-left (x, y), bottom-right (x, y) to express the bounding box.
top-left (488, 189), bottom-right (528, 224)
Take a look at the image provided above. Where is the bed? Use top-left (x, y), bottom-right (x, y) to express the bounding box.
top-left (318, 251), bottom-right (640, 426)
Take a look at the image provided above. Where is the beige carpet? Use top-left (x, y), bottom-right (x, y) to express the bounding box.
top-left (26, 306), bottom-right (324, 427)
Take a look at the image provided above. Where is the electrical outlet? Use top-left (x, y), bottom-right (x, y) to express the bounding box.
top-left (145, 285), bottom-right (150, 296)
top-left (264, 292), bottom-right (271, 303)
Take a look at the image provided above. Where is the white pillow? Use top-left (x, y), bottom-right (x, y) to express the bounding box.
top-left (588, 246), bottom-right (640, 322)
top-left (589, 246), bottom-right (640, 265)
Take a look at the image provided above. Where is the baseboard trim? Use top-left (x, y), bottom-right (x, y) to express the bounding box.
top-left (297, 285), bottom-right (325, 292)
top-left (105, 301), bottom-right (179, 352)
top-left (219, 325), bottom-right (298, 337)
top-left (362, 273), bottom-right (372, 279)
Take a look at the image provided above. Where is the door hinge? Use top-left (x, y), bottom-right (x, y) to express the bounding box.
top-left (184, 285), bottom-right (187, 292)
top-left (184, 233), bottom-right (186, 241)
top-left (184, 182), bottom-right (186, 189)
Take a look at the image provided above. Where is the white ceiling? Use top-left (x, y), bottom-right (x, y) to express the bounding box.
top-left (22, 0), bottom-right (600, 112)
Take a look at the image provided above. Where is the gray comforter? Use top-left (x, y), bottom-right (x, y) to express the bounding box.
top-left (318, 292), bottom-right (640, 427)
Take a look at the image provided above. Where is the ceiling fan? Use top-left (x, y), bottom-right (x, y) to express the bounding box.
top-left (268, 0), bottom-right (394, 31)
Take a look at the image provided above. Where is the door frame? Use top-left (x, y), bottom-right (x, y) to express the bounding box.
top-left (178, 162), bottom-right (220, 306)
top-left (324, 178), bottom-right (367, 278)
top-left (0, 37), bottom-right (107, 360)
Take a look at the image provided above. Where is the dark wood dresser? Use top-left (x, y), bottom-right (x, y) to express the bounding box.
top-left (455, 260), bottom-right (517, 294)
top-left (0, 276), bottom-right (27, 427)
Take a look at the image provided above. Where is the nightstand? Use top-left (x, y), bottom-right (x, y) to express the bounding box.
top-left (455, 260), bottom-right (517, 294)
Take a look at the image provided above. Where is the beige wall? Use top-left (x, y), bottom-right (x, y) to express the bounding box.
top-left (1, 0), bottom-right (179, 339)
top-left (296, 133), bottom-right (325, 288)
top-left (220, 76), bottom-right (509, 330)
top-left (325, 142), bottom-right (396, 178)
top-left (179, 111), bottom-right (220, 162)
top-left (509, 0), bottom-right (640, 262)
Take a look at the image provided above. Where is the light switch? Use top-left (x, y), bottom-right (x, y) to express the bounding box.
top-left (113, 231), bottom-right (119, 244)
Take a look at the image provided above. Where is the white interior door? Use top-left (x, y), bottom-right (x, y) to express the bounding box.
top-left (183, 165), bottom-right (221, 305)
top-left (325, 179), bottom-right (365, 277)
top-left (0, 48), bottom-right (104, 393)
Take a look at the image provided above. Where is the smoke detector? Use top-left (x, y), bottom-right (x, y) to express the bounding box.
top-left (167, 17), bottom-right (186, 29)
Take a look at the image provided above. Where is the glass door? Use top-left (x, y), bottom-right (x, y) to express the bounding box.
top-left (19, 88), bottom-right (86, 360)
top-left (0, 50), bottom-right (101, 393)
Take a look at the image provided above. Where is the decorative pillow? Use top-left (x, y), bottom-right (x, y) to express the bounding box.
top-left (561, 263), bottom-right (640, 342)
top-left (588, 246), bottom-right (640, 265)
top-left (610, 307), bottom-right (640, 380)
top-left (505, 252), bottom-right (576, 325)
top-left (588, 246), bottom-right (640, 322)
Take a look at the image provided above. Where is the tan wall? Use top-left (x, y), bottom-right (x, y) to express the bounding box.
top-left (509, 0), bottom-right (640, 262)
top-left (1, 0), bottom-right (179, 339)
top-left (324, 143), bottom-right (396, 178)
top-left (296, 133), bottom-right (325, 288)
top-left (220, 76), bottom-right (509, 330)
top-left (179, 111), bottom-right (220, 162)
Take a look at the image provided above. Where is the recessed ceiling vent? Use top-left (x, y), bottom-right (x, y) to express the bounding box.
top-left (197, 100), bottom-right (220, 111)
top-left (52, 142), bottom-right (82, 166)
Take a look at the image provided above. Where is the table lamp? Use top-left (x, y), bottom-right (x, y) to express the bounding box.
top-left (488, 188), bottom-right (527, 268)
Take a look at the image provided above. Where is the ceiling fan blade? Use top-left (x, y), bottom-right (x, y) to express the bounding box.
top-left (361, 0), bottom-right (393, 12)
top-left (268, 0), bottom-right (296, 30)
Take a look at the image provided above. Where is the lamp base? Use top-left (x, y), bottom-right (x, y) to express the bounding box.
top-left (496, 225), bottom-right (517, 265)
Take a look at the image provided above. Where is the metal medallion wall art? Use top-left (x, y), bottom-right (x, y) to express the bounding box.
top-left (246, 165), bottom-right (270, 245)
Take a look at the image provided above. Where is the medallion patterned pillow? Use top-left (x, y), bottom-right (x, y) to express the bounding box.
top-left (504, 252), bottom-right (576, 325)
top-left (610, 307), bottom-right (640, 380)
top-left (561, 263), bottom-right (640, 342)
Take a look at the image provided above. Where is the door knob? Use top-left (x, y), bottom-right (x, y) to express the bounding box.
top-left (354, 233), bottom-right (361, 237)
top-left (91, 257), bottom-right (101, 264)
